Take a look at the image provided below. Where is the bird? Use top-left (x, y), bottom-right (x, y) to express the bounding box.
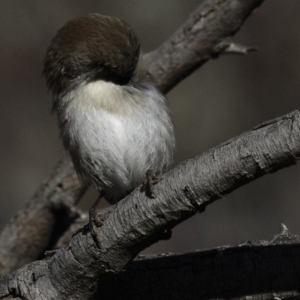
top-left (43, 14), bottom-right (175, 234)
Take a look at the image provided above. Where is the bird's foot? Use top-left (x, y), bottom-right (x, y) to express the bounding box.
top-left (141, 170), bottom-right (161, 198)
top-left (89, 193), bottom-right (104, 248)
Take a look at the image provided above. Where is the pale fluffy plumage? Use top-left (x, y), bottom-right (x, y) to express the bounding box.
top-left (43, 14), bottom-right (175, 203)
top-left (57, 79), bottom-right (175, 203)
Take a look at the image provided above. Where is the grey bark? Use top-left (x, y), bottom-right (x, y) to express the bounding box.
top-left (97, 225), bottom-right (300, 300)
top-left (144, 0), bottom-right (263, 94)
top-left (0, 155), bottom-right (87, 276)
top-left (0, 0), bottom-right (263, 276)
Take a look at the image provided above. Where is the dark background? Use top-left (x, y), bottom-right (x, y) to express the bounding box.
top-left (1, 1), bottom-right (300, 254)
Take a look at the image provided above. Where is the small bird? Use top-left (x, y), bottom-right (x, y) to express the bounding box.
top-left (43, 14), bottom-right (175, 215)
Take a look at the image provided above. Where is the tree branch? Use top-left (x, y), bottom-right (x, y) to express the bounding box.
top-left (0, 106), bottom-right (299, 299)
top-left (97, 225), bottom-right (300, 300)
top-left (0, 0), bottom-right (263, 275)
top-left (0, 155), bottom-right (87, 276)
top-left (144, 0), bottom-right (263, 93)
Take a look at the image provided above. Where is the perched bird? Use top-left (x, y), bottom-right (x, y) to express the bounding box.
top-left (43, 14), bottom-right (175, 208)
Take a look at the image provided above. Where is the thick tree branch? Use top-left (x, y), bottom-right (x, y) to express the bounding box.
top-left (0, 0), bottom-right (263, 275)
top-left (0, 155), bottom-right (87, 276)
top-left (144, 0), bottom-right (263, 93)
top-left (0, 107), bottom-right (299, 299)
top-left (97, 225), bottom-right (300, 300)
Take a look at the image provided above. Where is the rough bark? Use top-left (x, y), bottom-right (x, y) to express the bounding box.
top-left (97, 225), bottom-right (300, 300)
top-left (0, 107), bottom-right (299, 299)
top-left (0, 0), bottom-right (264, 276)
top-left (144, 0), bottom-right (263, 93)
top-left (0, 155), bottom-right (87, 276)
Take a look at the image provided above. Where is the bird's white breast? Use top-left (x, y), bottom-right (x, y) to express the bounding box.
top-left (58, 80), bottom-right (175, 203)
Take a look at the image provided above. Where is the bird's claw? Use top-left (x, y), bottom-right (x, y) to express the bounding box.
top-left (89, 194), bottom-right (104, 248)
top-left (141, 170), bottom-right (161, 198)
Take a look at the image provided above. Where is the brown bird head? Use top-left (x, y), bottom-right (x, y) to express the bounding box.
top-left (43, 14), bottom-right (140, 97)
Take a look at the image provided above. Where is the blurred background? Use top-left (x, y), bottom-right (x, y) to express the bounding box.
top-left (1, 0), bottom-right (300, 254)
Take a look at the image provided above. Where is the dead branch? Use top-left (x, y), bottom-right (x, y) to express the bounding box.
top-left (97, 225), bottom-right (300, 300)
top-left (144, 0), bottom-right (263, 93)
top-left (0, 154), bottom-right (87, 276)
